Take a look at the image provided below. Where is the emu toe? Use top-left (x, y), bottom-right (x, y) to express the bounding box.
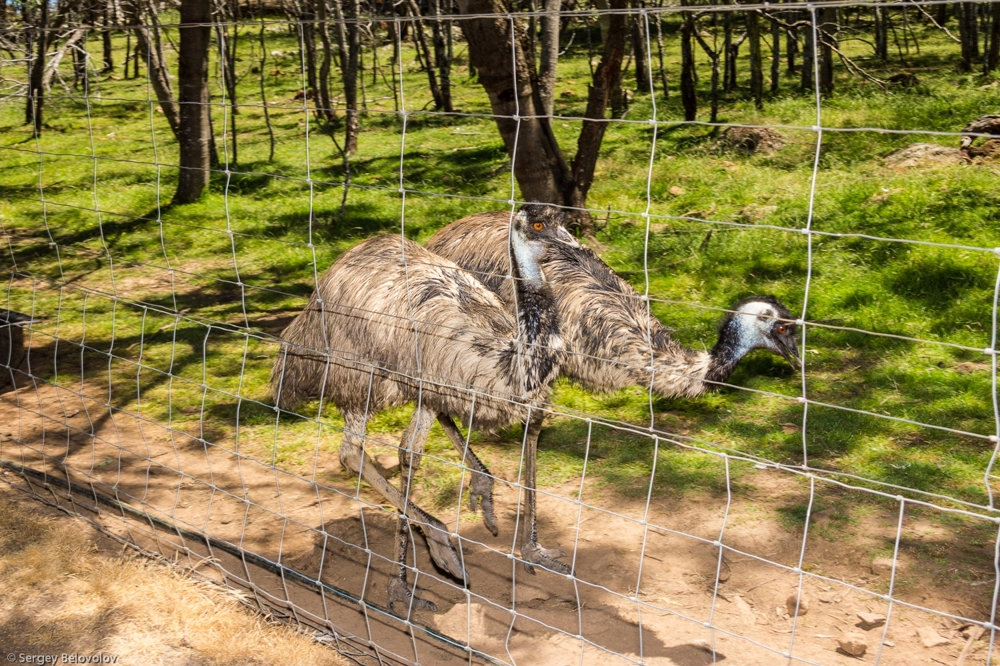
top-left (422, 518), bottom-right (467, 583)
top-left (469, 471), bottom-right (498, 537)
top-left (387, 576), bottom-right (438, 614)
top-left (521, 541), bottom-right (571, 576)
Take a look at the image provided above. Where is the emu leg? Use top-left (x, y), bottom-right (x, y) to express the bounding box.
top-left (437, 414), bottom-right (498, 536)
top-left (388, 405), bottom-right (439, 613)
top-left (339, 412), bottom-right (466, 582)
top-left (519, 410), bottom-right (571, 575)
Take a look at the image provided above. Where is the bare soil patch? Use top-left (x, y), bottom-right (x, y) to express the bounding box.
top-left (1, 375), bottom-right (996, 666)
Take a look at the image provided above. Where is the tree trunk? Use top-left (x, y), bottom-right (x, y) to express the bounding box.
top-left (769, 10), bottom-right (780, 92)
top-left (431, 0), bottom-right (454, 112)
top-left (654, 6), bottom-right (668, 97)
top-left (818, 6), bottom-right (835, 94)
top-left (786, 19), bottom-right (797, 75)
top-left (987, 2), bottom-right (1000, 71)
top-left (959, 2), bottom-right (979, 71)
top-left (102, 0), bottom-right (114, 72)
top-left (316, 0), bottom-right (336, 128)
top-left (302, 0), bottom-right (319, 95)
top-left (748, 10), bottom-right (762, 108)
top-left (404, 0), bottom-right (445, 110)
top-left (174, 0), bottom-right (212, 204)
top-left (457, 0), bottom-right (626, 230)
top-left (631, 3), bottom-right (650, 93)
top-left (26, 0), bottom-right (48, 135)
top-left (723, 10), bottom-right (734, 92)
top-left (538, 0), bottom-right (560, 115)
top-left (800, 10), bottom-right (814, 90)
top-left (680, 4), bottom-right (696, 121)
top-left (122, 0), bottom-right (180, 136)
top-left (342, 0), bottom-right (360, 153)
top-left (874, 7), bottom-right (889, 61)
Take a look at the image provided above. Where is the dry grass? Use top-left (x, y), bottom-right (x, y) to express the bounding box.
top-left (0, 481), bottom-right (348, 666)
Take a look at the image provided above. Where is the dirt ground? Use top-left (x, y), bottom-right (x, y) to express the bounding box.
top-left (2, 369), bottom-right (998, 666)
top-left (0, 480), bottom-right (349, 666)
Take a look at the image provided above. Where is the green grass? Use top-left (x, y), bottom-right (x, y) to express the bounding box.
top-left (1, 12), bottom-right (999, 520)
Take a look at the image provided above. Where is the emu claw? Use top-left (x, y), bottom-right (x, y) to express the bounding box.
top-left (469, 471), bottom-right (498, 536)
top-left (521, 541), bottom-right (572, 576)
top-left (420, 515), bottom-right (467, 583)
top-left (388, 576), bottom-right (438, 614)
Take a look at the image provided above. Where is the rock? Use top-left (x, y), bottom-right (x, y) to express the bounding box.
top-left (885, 143), bottom-right (968, 168)
top-left (373, 453), bottom-right (400, 479)
top-left (819, 593), bottom-right (842, 604)
top-left (786, 593), bottom-right (809, 616)
top-left (717, 126), bottom-right (785, 156)
top-left (917, 626), bottom-right (951, 648)
top-left (733, 595), bottom-right (756, 625)
top-left (668, 186), bottom-right (686, 196)
top-left (870, 557), bottom-right (897, 576)
top-left (857, 612), bottom-right (886, 629)
top-left (838, 632), bottom-right (868, 656)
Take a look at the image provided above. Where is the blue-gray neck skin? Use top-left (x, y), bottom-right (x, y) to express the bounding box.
top-left (705, 301), bottom-right (779, 385)
top-left (508, 230), bottom-right (560, 393)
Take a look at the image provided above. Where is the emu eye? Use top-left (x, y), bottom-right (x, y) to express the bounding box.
top-left (777, 325), bottom-right (788, 334)
top-left (533, 222), bottom-right (544, 231)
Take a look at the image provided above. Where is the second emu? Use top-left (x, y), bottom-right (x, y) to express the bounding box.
top-left (272, 206), bottom-right (578, 612)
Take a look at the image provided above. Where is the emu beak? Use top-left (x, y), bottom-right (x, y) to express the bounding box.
top-left (778, 337), bottom-right (801, 371)
top-left (555, 226), bottom-right (581, 248)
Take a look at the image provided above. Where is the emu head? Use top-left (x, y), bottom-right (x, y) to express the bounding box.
top-left (510, 203), bottom-right (580, 281)
top-left (720, 296), bottom-right (800, 369)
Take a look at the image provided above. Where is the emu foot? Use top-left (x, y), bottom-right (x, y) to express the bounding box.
top-left (469, 471), bottom-right (498, 536)
top-left (521, 541), bottom-right (572, 576)
top-left (417, 511), bottom-right (467, 583)
top-left (388, 575), bottom-right (437, 614)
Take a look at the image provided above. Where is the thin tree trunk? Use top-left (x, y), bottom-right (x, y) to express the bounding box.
top-left (631, 2), bottom-right (650, 93)
top-left (174, 0), bottom-right (212, 204)
top-left (959, 2), bottom-right (979, 70)
top-left (102, 1), bottom-right (114, 73)
top-left (987, 2), bottom-right (1000, 71)
top-left (123, 0), bottom-right (179, 134)
top-left (654, 5), bottom-right (667, 97)
top-left (431, 0), bottom-right (454, 111)
top-left (258, 0), bottom-right (275, 160)
top-left (316, 0), bottom-right (336, 128)
top-left (786, 18), bottom-right (797, 74)
top-left (405, 0), bottom-right (445, 110)
top-left (341, 0), bottom-right (360, 153)
top-left (818, 6), bottom-right (834, 94)
top-left (680, 1), bottom-right (696, 121)
top-left (748, 10), bottom-right (762, 108)
top-left (874, 7), bottom-right (889, 61)
top-left (723, 10), bottom-right (734, 92)
top-left (769, 9), bottom-right (780, 92)
top-left (800, 9), bottom-right (814, 90)
top-left (26, 0), bottom-right (48, 136)
top-left (302, 0), bottom-right (318, 94)
top-left (538, 0), bottom-right (560, 115)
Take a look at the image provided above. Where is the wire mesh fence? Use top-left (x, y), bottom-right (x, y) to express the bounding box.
top-left (2, 2), bottom-right (1000, 664)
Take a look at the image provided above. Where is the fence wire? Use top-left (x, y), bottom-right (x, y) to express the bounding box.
top-left (2, 3), bottom-right (1000, 665)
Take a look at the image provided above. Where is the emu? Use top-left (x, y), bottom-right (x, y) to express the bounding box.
top-left (412, 209), bottom-right (800, 573)
top-left (271, 206), bottom-right (578, 612)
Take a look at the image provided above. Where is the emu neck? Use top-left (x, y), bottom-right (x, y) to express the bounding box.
top-left (705, 319), bottom-right (750, 386)
top-left (509, 239), bottom-right (549, 344)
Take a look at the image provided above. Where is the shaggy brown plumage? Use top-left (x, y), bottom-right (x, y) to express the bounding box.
top-left (427, 211), bottom-right (797, 398)
top-left (421, 211), bottom-right (798, 578)
top-left (272, 207), bottom-right (576, 612)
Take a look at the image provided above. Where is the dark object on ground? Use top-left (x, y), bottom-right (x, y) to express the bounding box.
top-left (965, 138), bottom-right (1000, 160)
top-left (717, 127), bottom-right (784, 156)
top-left (0, 310), bottom-right (32, 394)
top-left (960, 115), bottom-right (1000, 150)
top-left (888, 72), bottom-right (919, 87)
